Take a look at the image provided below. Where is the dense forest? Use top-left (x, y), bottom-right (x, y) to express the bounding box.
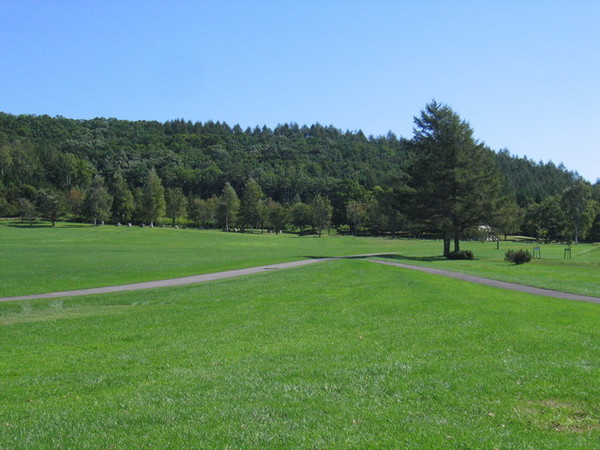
top-left (1, 108), bottom-right (598, 243)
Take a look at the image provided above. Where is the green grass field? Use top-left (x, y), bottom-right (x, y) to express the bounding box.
top-left (371, 239), bottom-right (600, 298)
top-left (1, 221), bottom-right (598, 297)
top-left (1, 260), bottom-right (598, 448)
top-left (0, 222), bottom-right (409, 297)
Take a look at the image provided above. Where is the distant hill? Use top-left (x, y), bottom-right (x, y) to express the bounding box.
top-left (0, 112), bottom-right (578, 207)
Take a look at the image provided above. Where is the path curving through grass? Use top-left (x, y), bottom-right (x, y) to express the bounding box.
top-left (2, 255), bottom-right (599, 304)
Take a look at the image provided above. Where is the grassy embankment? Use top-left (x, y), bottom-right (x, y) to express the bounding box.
top-left (1, 260), bottom-right (598, 448)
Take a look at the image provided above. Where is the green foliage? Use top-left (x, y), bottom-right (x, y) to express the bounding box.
top-left (110, 173), bottom-right (134, 223)
top-left (65, 187), bottom-right (85, 219)
top-left (311, 194), bottom-right (333, 236)
top-left (407, 101), bottom-right (502, 255)
top-left (35, 189), bottom-right (64, 226)
top-left (83, 175), bottom-right (112, 225)
top-left (490, 197), bottom-right (524, 239)
top-left (188, 197), bottom-right (216, 227)
top-left (290, 201), bottom-right (312, 234)
top-left (238, 177), bottom-right (264, 230)
top-left (560, 179), bottom-right (597, 243)
top-left (140, 169), bottom-right (166, 226)
top-left (505, 249), bottom-right (532, 265)
top-left (522, 195), bottom-right (568, 241)
top-left (216, 182), bottom-right (239, 231)
top-left (266, 200), bottom-right (289, 233)
top-left (0, 111), bottom-right (588, 238)
top-left (346, 199), bottom-right (369, 235)
top-left (17, 198), bottom-right (37, 224)
top-left (165, 187), bottom-right (187, 226)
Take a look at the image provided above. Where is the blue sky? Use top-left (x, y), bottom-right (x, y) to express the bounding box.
top-left (1, 1), bottom-right (599, 181)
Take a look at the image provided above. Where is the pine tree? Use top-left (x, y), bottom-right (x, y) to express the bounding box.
top-left (407, 101), bottom-right (502, 255)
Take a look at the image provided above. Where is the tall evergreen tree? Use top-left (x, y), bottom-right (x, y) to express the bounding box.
top-left (407, 101), bottom-right (502, 255)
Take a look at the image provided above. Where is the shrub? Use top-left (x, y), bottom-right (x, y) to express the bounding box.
top-left (505, 249), bottom-right (532, 265)
top-left (447, 250), bottom-right (474, 260)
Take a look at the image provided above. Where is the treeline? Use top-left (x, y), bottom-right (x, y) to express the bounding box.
top-left (0, 109), bottom-right (598, 242)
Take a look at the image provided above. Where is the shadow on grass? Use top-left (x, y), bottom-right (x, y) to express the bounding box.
top-left (1, 220), bottom-right (93, 229)
top-left (302, 253), bottom-right (446, 262)
top-left (2, 222), bottom-right (53, 228)
top-left (371, 253), bottom-right (446, 262)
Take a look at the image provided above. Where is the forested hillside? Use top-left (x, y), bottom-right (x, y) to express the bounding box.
top-left (1, 110), bottom-right (598, 242)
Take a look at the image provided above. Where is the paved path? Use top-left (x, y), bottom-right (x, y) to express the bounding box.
top-left (369, 259), bottom-right (600, 304)
top-left (1, 255), bottom-right (598, 304)
top-left (0, 258), bottom-right (331, 303)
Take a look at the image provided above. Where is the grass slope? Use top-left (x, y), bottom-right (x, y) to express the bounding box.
top-left (1, 260), bottom-right (598, 448)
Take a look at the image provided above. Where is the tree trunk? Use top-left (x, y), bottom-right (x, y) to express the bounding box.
top-left (443, 238), bottom-right (451, 256)
top-left (454, 236), bottom-right (460, 252)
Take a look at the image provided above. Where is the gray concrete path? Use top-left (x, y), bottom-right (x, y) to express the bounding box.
top-left (369, 259), bottom-right (600, 304)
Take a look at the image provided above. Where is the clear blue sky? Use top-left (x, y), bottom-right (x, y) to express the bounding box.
top-left (1, 1), bottom-right (599, 181)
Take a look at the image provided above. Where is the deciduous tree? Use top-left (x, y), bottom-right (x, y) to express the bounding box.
top-left (141, 169), bottom-right (166, 226)
top-left (311, 194), bottom-right (333, 237)
top-left (110, 173), bottom-right (134, 223)
top-left (36, 189), bottom-right (64, 226)
top-left (84, 175), bottom-right (112, 225)
top-left (217, 182), bottom-right (239, 231)
top-left (166, 187), bottom-right (187, 226)
top-left (239, 178), bottom-right (264, 231)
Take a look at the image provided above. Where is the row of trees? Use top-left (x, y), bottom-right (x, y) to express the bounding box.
top-left (13, 169), bottom-right (337, 236)
top-left (1, 105), bottom-right (598, 251)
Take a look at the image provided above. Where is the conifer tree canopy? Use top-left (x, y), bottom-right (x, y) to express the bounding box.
top-left (408, 101), bottom-right (502, 256)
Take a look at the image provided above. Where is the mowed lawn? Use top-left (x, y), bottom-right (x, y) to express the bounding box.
top-left (1, 222), bottom-right (599, 298)
top-left (1, 260), bottom-right (598, 448)
top-left (371, 239), bottom-right (600, 298)
top-left (0, 223), bottom-right (407, 297)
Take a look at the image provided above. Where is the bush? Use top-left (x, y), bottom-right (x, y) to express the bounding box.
top-left (505, 249), bottom-right (532, 265)
top-left (447, 250), bottom-right (474, 260)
